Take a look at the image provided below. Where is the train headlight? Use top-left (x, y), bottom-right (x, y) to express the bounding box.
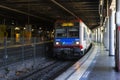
top-left (56, 42), bottom-right (60, 45)
top-left (75, 41), bottom-right (79, 45)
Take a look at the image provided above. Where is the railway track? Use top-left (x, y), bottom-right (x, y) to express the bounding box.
top-left (13, 59), bottom-right (75, 80)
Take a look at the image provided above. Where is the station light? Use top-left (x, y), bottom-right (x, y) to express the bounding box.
top-left (24, 27), bottom-right (26, 30)
top-left (12, 22), bottom-right (15, 25)
top-left (32, 29), bottom-right (34, 31)
top-left (15, 27), bottom-right (20, 30)
top-left (100, 14), bottom-right (102, 17)
top-left (100, 0), bottom-right (103, 5)
top-left (47, 31), bottom-right (49, 33)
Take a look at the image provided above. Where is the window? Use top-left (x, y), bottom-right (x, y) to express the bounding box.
top-left (55, 28), bottom-right (67, 38)
top-left (68, 28), bottom-right (79, 38)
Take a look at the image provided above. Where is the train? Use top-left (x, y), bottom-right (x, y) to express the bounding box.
top-left (53, 19), bottom-right (92, 59)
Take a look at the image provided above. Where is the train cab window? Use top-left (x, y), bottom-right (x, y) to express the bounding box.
top-left (68, 28), bottom-right (79, 38)
top-left (74, 22), bottom-right (79, 27)
top-left (55, 28), bottom-right (67, 38)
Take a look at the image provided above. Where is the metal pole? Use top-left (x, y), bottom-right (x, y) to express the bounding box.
top-left (109, 10), bottom-right (112, 55)
top-left (96, 29), bottom-right (97, 42)
top-left (97, 28), bottom-right (99, 43)
top-left (4, 36), bottom-right (8, 66)
top-left (21, 37), bottom-right (25, 66)
top-left (103, 24), bottom-right (106, 47)
top-left (33, 37), bottom-right (36, 66)
top-left (100, 26), bottom-right (102, 43)
top-left (106, 17), bottom-right (109, 51)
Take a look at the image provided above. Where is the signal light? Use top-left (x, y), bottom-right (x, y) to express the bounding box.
top-left (80, 45), bottom-right (83, 49)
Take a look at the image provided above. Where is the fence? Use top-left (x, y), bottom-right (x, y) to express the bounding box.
top-left (0, 37), bottom-right (53, 68)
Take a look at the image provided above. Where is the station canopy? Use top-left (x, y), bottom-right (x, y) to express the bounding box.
top-left (0, 0), bottom-right (111, 29)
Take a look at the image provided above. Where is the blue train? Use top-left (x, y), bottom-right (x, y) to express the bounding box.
top-left (53, 19), bottom-right (92, 58)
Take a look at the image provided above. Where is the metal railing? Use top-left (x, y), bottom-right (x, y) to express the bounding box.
top-left (0, 37), bottom-right (53, 68)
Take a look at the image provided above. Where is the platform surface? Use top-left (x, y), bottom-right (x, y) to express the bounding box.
top-left (55, 43), bottom-right (120, 80)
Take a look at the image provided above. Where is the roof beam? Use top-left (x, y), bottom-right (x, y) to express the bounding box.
top-left (51, 0), bottom-right (79, 19)
top-left (0, 5), bottom-right (51, 21)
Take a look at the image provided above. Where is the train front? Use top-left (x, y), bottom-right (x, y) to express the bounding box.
top-left (53, 20), bottom-right (83, 58)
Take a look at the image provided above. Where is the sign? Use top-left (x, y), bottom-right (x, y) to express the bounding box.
top-left (61, 22), bottom-right (74, 27)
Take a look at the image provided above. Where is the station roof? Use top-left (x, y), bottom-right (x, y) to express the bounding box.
top-left (0, 0), bottom-right (111, 29)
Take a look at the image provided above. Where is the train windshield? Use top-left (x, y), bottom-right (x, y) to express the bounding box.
top-left (55, 28), bottom-right (67, 38)
top-left (68, 27), bottom-right (79, 38)
top-left (55, 27), bottom-right (79, 38)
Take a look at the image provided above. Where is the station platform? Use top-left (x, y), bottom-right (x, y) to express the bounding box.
top-left (55, 43), bottom-right (120, 80)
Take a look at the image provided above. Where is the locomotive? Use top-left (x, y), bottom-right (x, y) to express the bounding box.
top-left (53, 19), bottom-right (92, 58)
